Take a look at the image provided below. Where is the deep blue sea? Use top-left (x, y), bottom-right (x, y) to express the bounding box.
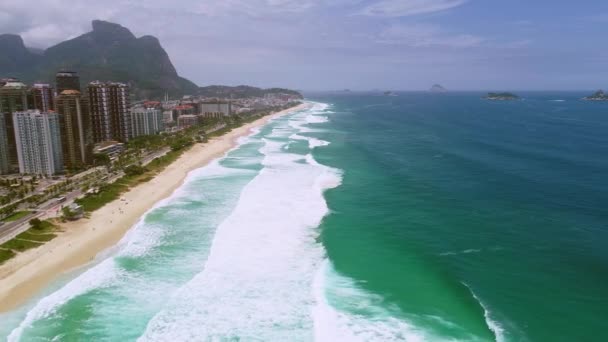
top-left (1, 92), bottom-right (607, 341)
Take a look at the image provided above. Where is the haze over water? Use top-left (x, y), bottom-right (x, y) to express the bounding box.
top-left (2, 93), bottom-right (608, 341)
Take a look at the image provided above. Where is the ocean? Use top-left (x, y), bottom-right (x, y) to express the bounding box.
top-left (1, 92), bottom-right (607, 341)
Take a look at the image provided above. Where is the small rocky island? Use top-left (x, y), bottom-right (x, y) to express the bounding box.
top-left (583, 90), bottom-right (608, 101)
top-left (484, 92), bottom-right (519, 101)
top-left (430, 84), bottom-right (447, 93)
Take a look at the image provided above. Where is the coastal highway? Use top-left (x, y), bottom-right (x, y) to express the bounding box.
top-left (0, 147), bottom-right (171, 245)
top-left (0, 189), bottom-right (82, 244)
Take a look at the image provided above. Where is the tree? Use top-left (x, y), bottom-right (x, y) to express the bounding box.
top-left (94, 153), bottom-right (111, 166)
top-left (29, 218), bottom-right (42, 230)
top-left (124, 164), bottom-right (146, 177)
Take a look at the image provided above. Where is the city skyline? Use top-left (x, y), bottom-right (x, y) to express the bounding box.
top-left (2, 1), bottom-right (608, 90)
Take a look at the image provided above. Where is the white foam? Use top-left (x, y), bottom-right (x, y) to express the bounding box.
top-left (8, 260), bottom-right (121, 341)
top-left (139, 120), bottom-right (343, 341)
top-left (8, 148), bottom-right (262, 339)
top-left (306, 115), bottom-right (329, 124)
top-left (289, 134), bottom-right (331, 149)
top-left (463, 283), bottom-right (506, 342)
top-left (313, 260), bottom-right (431, 342)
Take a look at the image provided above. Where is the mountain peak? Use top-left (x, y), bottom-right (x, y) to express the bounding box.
top-left (91, 20), bottom-right (136, 40)
top-left (0, 34), bottom-right (27, 50)
top-left (1, 21), bottom-right (198, 99)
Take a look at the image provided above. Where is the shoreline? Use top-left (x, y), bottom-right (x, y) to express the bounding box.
top-left (0, 103), bottom-right (308, 312)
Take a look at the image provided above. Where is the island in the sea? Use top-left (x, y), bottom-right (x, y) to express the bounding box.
top-left (484, 92), bottom-right (519, 101)
top-left (582, 90), bottom-right (608, 101)
top-left (430, 84), bottom-right (447, 93)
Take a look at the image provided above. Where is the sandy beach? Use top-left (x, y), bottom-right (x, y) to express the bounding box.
top-left (0, 103), bottom-right (307, 312)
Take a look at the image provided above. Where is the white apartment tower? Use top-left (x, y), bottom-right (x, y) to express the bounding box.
top-left (12, 110), bottom-right (63, 176)
top-left (130, 107), bottom-right (164, 138)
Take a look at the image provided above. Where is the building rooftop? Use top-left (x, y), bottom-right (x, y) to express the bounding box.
top-left (95, 140), bottom-right (123, 149)
top-left (89, 81), bottom-right (128, 87)
top-left (2, 81), bottom-right (27, 89)
top-left (174, 105), bottom-right (194, 110)
top-left (60, 90), bottom-right (81, 96)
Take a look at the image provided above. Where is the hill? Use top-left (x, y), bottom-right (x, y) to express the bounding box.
top-left (430, 84), bottom-right (447, 93)
top-left (0, 20), bottom-right (198, 99)
top-left (198, 85), bottom-right (303, 99)
top-left (582, 90), bottom-right (608, 101)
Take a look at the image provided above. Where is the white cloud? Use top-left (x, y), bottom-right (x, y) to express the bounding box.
top-left (0, 0), bottom-right (118, 46)
top-left (377, 24), bottom-right (483, 48)
top-left (194, 0), bottom-right (318, 17)
top-left (359, 0), bottom-right (468, 17)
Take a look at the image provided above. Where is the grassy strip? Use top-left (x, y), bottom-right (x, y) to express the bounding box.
top-left (76, 178), bottom-right (130, 212)
top-left (2, 211), bottom-right (31, 222)
top-left (76, 149), bottom-right (187, 213)
top-left (1, 238), bottom-right (43, 253)
top-left (15, 232), bottom-right (56, 242)
top-left (0, 249), bottom-right (16, 265)
top-left (0, 220), bottom-right (58, 265)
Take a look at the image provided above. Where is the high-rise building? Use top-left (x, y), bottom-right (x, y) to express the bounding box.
top-left (12, 110), bottom-right (63, 176)
top-left (31, 83), bottom-right (54, 112)
top-left (88, 81), bottom-right (131, 142)
top-left (56, 90), bottom-right (93, 170)
top-left (0, 112), bottom-right (9, 174)
top-left (130, 106), bottom-right (164, 138)
top-left (199, 101), bottom-right (232, 118)
top-left (0, 78), bottom-right (18, 87)
top-left (55, 71), bottom-right (81, 94)
top-left (0, 81), bottom-right (32, 174)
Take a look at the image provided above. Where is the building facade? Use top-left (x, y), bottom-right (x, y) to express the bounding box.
top-left (93, 141), bottom-right (124, 161)
top-left (171, 105), bottom-right (195, 122)
top-left (177, 114), bottom-right (200, 129)
top-left (12, 110), bottom-right (63, 176)
top-left (55, 71), bottom-right (81, 94)
top-left (88, 81), bottom-right (131, 143)
top-left (0, 81), bottom-right (32, 174)
top-left (56, 90), bottom-right (94, 170)
top-left (130, 107), bottom-right (164, 138)
top-left (31, 83), bottom-right (54, 112)
top-left (200, 101), bottom-right (232, 118)
top-left (0, 112), bottom-right (8, 174)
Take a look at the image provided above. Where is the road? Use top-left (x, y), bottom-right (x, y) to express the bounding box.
top-left (0, 147), bottom-right (171, 244)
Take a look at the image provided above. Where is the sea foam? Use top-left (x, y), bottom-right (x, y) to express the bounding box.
top-left (139, 111), bottom-right (342, 341)
top-left (8, 128), bottom-right (267, 341)
top-left (313, 260), bottom-right (433, 342)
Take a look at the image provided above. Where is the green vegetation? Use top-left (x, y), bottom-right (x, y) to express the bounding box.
top-left (0, 20), bottom-right (199, 99)
top-left (0, 249), bottom-right (16, 265)
top-left (198, 85), bottom-right (303, 99)
top-left (2, 210), bottom-right (30, 222)
top-left (583, 90), bottom-right (608, 101)
top-left (76, 179), bottom-right (129, 212)
top-left (16, 231), bottom-right (56, 242)
top-left (0, 220), bottom-right (58, 264)
top-left (1, 238), bottom-right (43, 252)
top-left (484, 92), bottom-right (519, 100)
top-left (124, 164), bottom-right (147, 177)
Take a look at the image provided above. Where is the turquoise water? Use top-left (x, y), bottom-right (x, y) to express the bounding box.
top-left (1, 94), bottom-right (607, 341)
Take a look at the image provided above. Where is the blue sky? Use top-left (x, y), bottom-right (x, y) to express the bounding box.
top-left (1, 0), bottom-right (608, 90)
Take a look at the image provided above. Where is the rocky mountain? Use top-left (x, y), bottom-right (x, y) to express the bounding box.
top-left (0, 34), bottom-right (42, 73)
top-left (0, 20), bottom-right (198, 99)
